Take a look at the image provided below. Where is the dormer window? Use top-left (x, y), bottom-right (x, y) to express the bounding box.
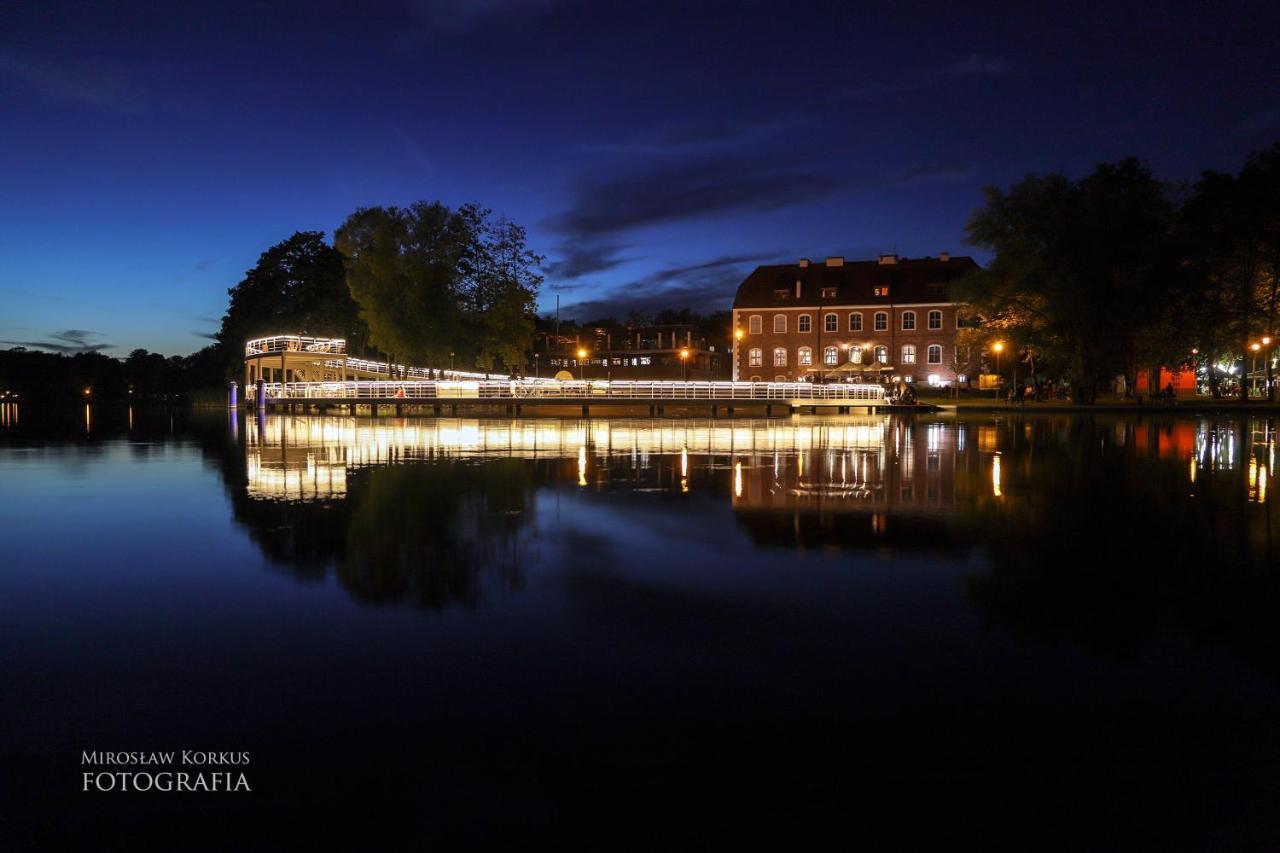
top-left (773, 289), bottom-right (789, 300)
top-left (821, 287), bottom-right (836, 299)
top-left (873, 286), bottom-right (890, 297)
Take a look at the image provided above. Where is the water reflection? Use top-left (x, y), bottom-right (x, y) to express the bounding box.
top-left (222, 413), bottom-right (1280, 675)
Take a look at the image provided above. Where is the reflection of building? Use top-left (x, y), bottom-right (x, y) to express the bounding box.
top-left (731, 254), bottom-right (979, 385)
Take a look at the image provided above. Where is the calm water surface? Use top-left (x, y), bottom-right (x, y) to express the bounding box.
top-left (3, 405), bottom-right (1280, 847)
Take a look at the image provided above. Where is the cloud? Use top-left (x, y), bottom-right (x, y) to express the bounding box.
top-left (846, 53), bottom-right (1010, 101)
top-left (193, 330), bottom-right (220, 341)
top-left (559, 250), bottom-right (789, 319)
top-left (892, 162), bottom-right (979, 186)
top-left (1, 329), bottom-right (115, 354)
top-left (549, 155), bottom-right (843, 239)
top-left (0, 49), bottom-right (146, 113)
top-left (576, 115), bottom-right (814, 157)
top-left (544, 242), bottom-right (632, 281)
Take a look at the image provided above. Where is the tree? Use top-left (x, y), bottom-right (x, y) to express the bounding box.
top-left (958, 159), bottom-right (1176, 403)
top-left (217, 232), bottom-right (370, 377)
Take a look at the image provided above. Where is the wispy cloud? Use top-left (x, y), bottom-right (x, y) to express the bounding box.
top-left (560, 250), bottom-right (789, 320)
top-left (548, 154), bottom-right (842, 239)
top-left (576, 115), bottom-right (815, 157)
top-left (0, 48), bottom-right (146, 113)
top-left (1, 329), bottom-right (115, 354)
top-left (846, 54), bottom-right (1010, 101)
top-left (892, 162), bottom-right (979, 186)
top-left (544, 242), bottom-right (632, 281)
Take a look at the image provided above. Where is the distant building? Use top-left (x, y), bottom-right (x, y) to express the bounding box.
top-left (534, 322), bottom-right (729, 380)
top-left (731, 254), bottom-right (980, 385)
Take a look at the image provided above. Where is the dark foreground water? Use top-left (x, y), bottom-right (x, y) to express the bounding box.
top-left (3, 405), bottom-right (1280, 848)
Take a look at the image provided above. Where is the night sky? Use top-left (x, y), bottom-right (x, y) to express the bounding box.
top-left (3, 0), bottom-right (1278, 356)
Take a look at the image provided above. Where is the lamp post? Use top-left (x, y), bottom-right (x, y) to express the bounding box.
top-left (1265, 336), bottom-right (1274, 401)
top-left (577, 348), bottom-right (587, 382)
top-left (733, 328), bottom-right (743, 381)
top-left (992, 341), bottom-right (1005, 399)
top-left (1251, 342), bottom-right (1261, 397)
top-left (679, 347), bottom-right (690, 382)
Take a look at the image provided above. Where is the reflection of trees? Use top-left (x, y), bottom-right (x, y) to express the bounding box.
top-left (966, 417), bottom-right (1280, 678)
top-left (339, 462), bottom-right (532, 608)
top-left (188, 412), bottom-right (538, 610)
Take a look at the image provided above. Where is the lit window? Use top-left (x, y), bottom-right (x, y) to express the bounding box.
top-left (824, 346), bottom-right (838, 366)
top-left (821, 287), bottom-right (837, 298)
top-left (875, 345), bottom-right (888, 364)
top-left (849, 346), bottom-right (863, 364)
top-left (849, 312), bottom-right (862, 332)
top-left (927, 344), bottom-right (943, 364)
top-left (773, 314), bottom-right (787, 333)
top-left (928, 310), bottom-right (942, 330)
top-left (749, 347), bottom-right (762, 366)
top-left (798, 314), bottom-right (811, 333)
top-left (874, 312), bottom-right (887, 331)
top-left (902, 311), bottom-right (916, 331)
top-left (798, 347), bottom-right (812, 366)
top-left (748, 315), bottom-right (762, 334)
top-left (824, 313), bottom-right (838, 332)
top-left (874, 286), bottom-right (890, 297)
top-left (902, 344), bottom-right (916, 364)
top-left (774, 289), bottom-right (789, 300)
top-left (773, 347), bottom-right (787, 366)
top-left (750, 375), bottom-right (762, 382)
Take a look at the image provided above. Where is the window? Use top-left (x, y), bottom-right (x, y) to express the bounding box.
top-left (902, 311), bottom-right (916, 330)
top-left (773, 347), bottom-right (787, 366)
top-left (773, 314), bottom-right (787, 333)
top-left (748, 347), bottom-right (762, 367)
top-left (874, 286), bottom-right (890, 297)
top-left (798, 314), bottom-right (811, 333)
top-left (773, 289), bottom-right (789, 300)
top-left (821, 287), bottom-right (837, 298)
top-left (849, 312), bottom-right (862, 331)
top-left (798, 347), bottom-right (812, 366)
top-left (824, 313), bottom-right (838, 332)
top-left (927, 345), bottom-right (943, 365)
top-left (874, 312), bottom-right (888, 331)
top-left (849, 345), bottom-right (863, 364)
top-left (774, 375), bottom-right (787, 383)
top-left (874, 345), bottom-right (888, 364)
top-left (748, 315), bottom-right (762, 334)
top-left (902, 344), bottom-right (916, 364)
top-left (750, 375), bottom-right (762, 382)
top-left (824, 346), bottom-right (838, 366)
top-left (928, 310), bottom-right (942, 330)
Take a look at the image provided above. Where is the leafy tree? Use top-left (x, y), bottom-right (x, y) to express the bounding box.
top-left (335, 202), bottom-right (541, 373)
top-left (958, 159), bottom-right (1176, 403)
top-left (217, 231), bottom-right (370, 377)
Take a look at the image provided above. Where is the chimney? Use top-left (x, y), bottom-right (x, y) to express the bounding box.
top-left (825, 256), bottom-right (844, 267)
top-left (939, 251), bottom-right (950, 262)
top-left (798, 257), bottom-right (810, 268)
top-left (877, 253), bottom-right (898, 265)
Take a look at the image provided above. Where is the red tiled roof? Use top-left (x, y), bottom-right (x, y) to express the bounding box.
top-left (732, 256), bottom-right (980, 309)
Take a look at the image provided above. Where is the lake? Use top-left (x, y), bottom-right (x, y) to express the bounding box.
top-left (3, 406), bottom-right (1280, 848)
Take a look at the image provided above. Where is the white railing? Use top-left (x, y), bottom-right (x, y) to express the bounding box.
top-left (245, 335), bottom-right (347, 356)
top-left (251, 380), bottom-right (888, 402)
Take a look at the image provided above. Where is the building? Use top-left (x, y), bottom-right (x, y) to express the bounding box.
top-left (730, 253), bottom-right (980, 385)
top-left (534, 322), bottom-right (729, 381)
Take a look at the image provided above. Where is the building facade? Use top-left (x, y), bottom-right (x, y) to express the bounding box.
top-left (533, 322), bottom-right (729, 381)
top-left (730, 253), bottom-right (980, 385)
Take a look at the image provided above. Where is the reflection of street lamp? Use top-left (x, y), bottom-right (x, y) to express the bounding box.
top-left (679, 348), bottom-right (690, 381)
top-left (992, 341), bottom-right (1004, 399)
top-left (577, 348), bottom-right (587, 381)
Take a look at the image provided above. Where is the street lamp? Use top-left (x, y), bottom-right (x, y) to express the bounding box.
top-left (577, 347), bottom-right (588, 382)
top-left (679, 347), bottom-right (690, 381)
top-left (1252, 341), bottom-right (1262, 397)
top-left (1265, 336), bottom-right (1275, 401)
top-left (992, 341), bottom-right (1005, 399)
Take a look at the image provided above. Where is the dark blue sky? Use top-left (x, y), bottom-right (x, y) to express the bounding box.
top-left (3, 0), bottom-right (1278, 355)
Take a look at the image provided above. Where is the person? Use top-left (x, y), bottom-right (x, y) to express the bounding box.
top-left (1165, 381), bottom-right (1176, 403)
top-left (395, 385), bottom-right (406, 399)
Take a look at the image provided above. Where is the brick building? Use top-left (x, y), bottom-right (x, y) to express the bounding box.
top-left (730, 253), bottom-right (980, 385)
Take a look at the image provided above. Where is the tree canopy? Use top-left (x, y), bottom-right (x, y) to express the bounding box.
top-left (217, 231), bottom-right (371, 376)
top-left (334, 202), bottom-right (542, 372)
